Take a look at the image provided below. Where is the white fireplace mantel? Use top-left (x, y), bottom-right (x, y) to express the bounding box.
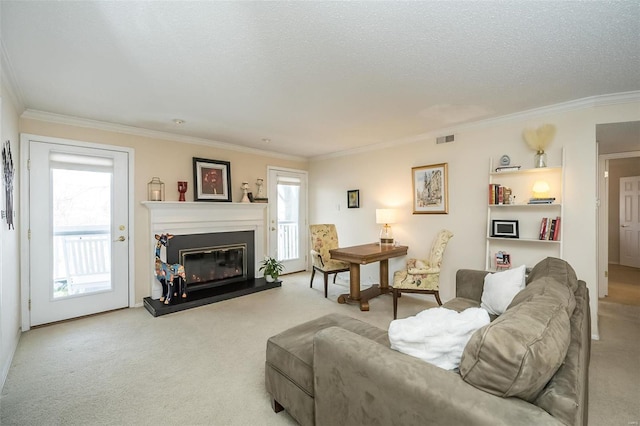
top-left (142, 201), bottom-right (268, 298)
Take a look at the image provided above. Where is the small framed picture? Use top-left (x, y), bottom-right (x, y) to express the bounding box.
top-left (491, 220), bottom-right (519, 238)
top-left (495, 251), bottom-right (512, 270)
top-left (412, 163), bottom-right (448, 214)
top-left (193, 157), bottom-right (232, 202)
top-left (347, 189), bottom-right (360, 208)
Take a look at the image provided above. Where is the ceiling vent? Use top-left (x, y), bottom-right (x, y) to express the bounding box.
top-left (436, 134), bottom-right (455, 144)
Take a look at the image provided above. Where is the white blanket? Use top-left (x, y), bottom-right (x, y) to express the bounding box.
top-left (389, 307), bottom-right (490, 370)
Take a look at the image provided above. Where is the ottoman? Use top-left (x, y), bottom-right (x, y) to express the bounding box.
top-left (265, 313), bottom-right (389, 425)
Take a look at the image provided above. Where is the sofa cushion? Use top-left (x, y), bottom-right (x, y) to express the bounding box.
top-left (526, 257), bottom-right (579, 293)
top-left (509, 276), bottom-right (576, 317)
top-left (266, 313), bottom-right (388, 397)
top-left (459, 293), bottom-right (571, 402)
top-left (535, 281), bottom-right (590, 426)
top-left (442, 297), bottom-right (479, 312)
top-left (480, 265), bottom-right (526, 315)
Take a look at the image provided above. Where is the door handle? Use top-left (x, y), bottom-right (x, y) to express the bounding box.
top-left (621, 225), bottom-right (630, 227)
top-left (271, 227), bottom-right (276, 231)
top-left (114, 236), bottom-right (126, 242)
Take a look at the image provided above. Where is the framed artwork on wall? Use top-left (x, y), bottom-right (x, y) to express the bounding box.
top-left (412, 163), bottom-right (448, 214)
top-left (193, 157), bottom-right (232, 202)
top-left (347, 189), bottom-right (360, 208)
top-left (2, 140), bottom-right (15, 229)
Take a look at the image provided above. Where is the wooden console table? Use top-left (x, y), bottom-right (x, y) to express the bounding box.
top-left (329, 243), bottom-right (408, 311)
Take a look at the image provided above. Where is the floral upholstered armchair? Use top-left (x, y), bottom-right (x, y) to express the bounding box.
top-left (392, 229), bottom-right (453, 318)
top-left (309, 224), bottom-right (350, 298)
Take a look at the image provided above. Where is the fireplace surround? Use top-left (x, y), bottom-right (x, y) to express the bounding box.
top-left (142, 202), bottom-right (279, 316)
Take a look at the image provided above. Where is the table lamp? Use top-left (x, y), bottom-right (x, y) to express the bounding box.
top-left (532, 181), bottom-right (550, 199)
top-left (376, 209), bottom-right (396, 245)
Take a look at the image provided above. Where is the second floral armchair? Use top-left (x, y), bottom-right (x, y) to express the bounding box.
top-left (392, 229), bottom-right (454, 318)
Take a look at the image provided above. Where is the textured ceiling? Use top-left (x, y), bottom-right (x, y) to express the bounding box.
top-left (1, 1), bottom-right (639, 158)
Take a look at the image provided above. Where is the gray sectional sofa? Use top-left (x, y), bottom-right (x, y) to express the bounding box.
top-left (265, 257), bottom-right (591, 425)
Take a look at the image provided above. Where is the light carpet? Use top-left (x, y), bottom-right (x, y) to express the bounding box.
top-left (1, 272), bottom-right (433, 425)
top-left (1, 271), bottom-right (639, 425)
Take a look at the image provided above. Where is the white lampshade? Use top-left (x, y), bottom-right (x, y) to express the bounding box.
top-left (532, 181), bottom-right (550, 198)
top-left (376, 209), bottom-right (396, 225)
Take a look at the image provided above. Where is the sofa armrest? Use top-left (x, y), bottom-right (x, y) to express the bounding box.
top-left (455, 269), bottom-right (490, 302)
top-left (314, 326), bottom-right (562, 426)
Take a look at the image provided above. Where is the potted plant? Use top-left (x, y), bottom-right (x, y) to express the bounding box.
top-left (260, 256), bottom-right (284, 282)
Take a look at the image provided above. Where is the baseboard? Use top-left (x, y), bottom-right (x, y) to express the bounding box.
top-left (1, 329), bottom-right (21, 392)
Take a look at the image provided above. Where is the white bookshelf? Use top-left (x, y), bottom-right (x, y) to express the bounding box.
top-left (485, 150), bottom-right (565, 271)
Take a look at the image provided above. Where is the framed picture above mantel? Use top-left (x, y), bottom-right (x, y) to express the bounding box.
top-left (193, 157), bottom-right (232, 202)
top-left (412, 163), bottom-right (449, 214)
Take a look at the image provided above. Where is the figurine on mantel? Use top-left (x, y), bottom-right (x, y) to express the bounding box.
top-left (154, 234), bottom-right (186, 304)
top-left (254, 178), bottom-right (268, 203)
top-left (241, 182), bottom-right (250, 203)
top-left (256, 178), bottom-right (265, 198)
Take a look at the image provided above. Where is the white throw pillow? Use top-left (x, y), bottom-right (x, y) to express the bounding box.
top-left (480, 265), bottom-right (526, 316)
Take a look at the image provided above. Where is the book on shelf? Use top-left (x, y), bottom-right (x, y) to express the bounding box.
top-left (553, 217), bottom-right (561, 241)
top-left (547, 219), bottom-right (556, 240)
top-left (488, 184), bottom-right (513, 205)
top-left (528, 197), bottom-right (556, 204)
top-left (539, 216), bottom-right (561, 240)
top-left (494, 165), bottom-right (522, 172)
top-left (539, 217), bottom-right (548, 240)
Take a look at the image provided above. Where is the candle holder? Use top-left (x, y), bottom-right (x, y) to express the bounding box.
top-left (148, 177), bottom-right (165, 201)
top-left (178, 181), bottom-right (188, 202)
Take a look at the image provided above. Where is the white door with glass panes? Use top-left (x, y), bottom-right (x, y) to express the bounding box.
top-left (267, 167), bottom-right (308, 274)
top-left (25, 138), bottom-right (131, 326)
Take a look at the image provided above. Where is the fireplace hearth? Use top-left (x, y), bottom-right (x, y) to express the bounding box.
top-left (143, 277), bottom-right (280, 317)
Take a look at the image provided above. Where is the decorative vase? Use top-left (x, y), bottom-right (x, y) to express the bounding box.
top-left (534, 151), bottom-right (547, 168)
top-left (177, 181), bottom-right (188, 202)
top-left (265, 274), bottom-right (276, 283)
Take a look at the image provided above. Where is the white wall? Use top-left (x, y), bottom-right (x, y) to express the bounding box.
top-left (309, 95), bottom-right (640, 339)
top-left (0, 80), bottom-right (21, 389)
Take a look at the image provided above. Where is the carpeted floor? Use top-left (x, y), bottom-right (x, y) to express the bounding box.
top-left (605, 263), bottom-right (640, 306)
top-left (1, 271), bottom-right (639, 425)
top-left (589, 300), bottom-right (640, 425)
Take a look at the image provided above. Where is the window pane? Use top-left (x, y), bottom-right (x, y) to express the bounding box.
top-left (277, 184), bottom-right (300, 261)
top-left (52, 169), bottom-right (112, 299)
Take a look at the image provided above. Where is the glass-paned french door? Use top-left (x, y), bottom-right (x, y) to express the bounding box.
top-left (268, 167), bottom-right (308, 273)
top-left (25, 138), bottom-right (130, 326)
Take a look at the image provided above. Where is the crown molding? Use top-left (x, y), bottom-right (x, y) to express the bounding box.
top-left (311, 91), bottom-right (640, 161)
top-left (20, 109), bottom-right (307, 162)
